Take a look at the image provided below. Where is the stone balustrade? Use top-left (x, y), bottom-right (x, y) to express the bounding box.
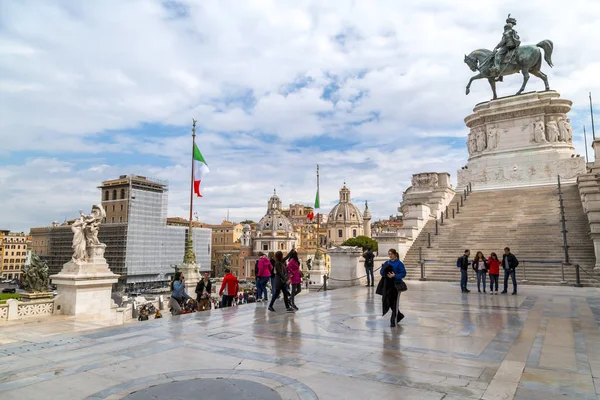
top-left (0, 298), bottom-right (55, 321)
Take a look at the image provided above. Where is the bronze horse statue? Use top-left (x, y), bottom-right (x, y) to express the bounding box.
top-left (464, 40), bottom-right (554, 99)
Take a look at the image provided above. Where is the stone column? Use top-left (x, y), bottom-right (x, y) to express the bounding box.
top-left (327, 246), bottom-right (363, 289)
top-left (178, 262), bottom-right (201, 294)
top-left (50, 244), bottom-right (119, 318)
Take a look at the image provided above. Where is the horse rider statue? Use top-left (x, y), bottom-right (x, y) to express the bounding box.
top-left (490, 14), bottom-right (521, 77)
top-left (464, 14), bottom-right (553, 99)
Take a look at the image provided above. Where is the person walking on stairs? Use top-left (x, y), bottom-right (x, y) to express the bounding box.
top-left (472, 251), bottom-right (488, 293)
top-left (457, 249), bottom-right (471, 293)
top-left (501, 247), bottom-right (519, 295)
top-left (487, 252), bottom-right (501, 295)
top-left (268, 251), bottom-right (295, 313)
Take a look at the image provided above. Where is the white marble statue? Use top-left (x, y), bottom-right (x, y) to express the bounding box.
top-left (565, 118), bottom-right (573, 142)
top-left (546, 117), bottom-right (560, 142)
top-left (487, 124), bottom-right (498, 149)
top-left (533, 117), bottom-right (547, 143)
top-left (71, 204), bottom-right (106, 262)
top-left (476, 127), bottom-right (487, 152)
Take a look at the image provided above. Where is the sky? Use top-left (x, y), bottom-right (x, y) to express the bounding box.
top-left (1, 0), bottom-right (600, 232)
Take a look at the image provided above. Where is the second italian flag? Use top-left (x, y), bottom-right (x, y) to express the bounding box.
top-left (193, 143), bottom-right (209, 197)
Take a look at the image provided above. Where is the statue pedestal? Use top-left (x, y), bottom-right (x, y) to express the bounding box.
top-left (328, 246), bottom-right (363, 289)
top-left (50, 244), bottom-right (119, 318)
top-left (177, 262), bottom-right (201, 295)
top-left (457, 91), bottom-right (585, 190)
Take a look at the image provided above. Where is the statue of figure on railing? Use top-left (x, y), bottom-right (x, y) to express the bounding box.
top-left (71, 204), bottom-right (106, 262)
top-left (464, 14), bottom-right (554, 99)
top-left (22, 253), bottom-right (50, 293)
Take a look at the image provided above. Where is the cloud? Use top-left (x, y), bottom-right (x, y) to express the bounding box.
top-left (0, 0), bottom-right (599, 231)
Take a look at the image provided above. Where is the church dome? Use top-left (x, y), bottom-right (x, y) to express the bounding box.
top-left (327, 184), bottom-right (364, 225)
top-left (256, 190), bottom-right (294, 233)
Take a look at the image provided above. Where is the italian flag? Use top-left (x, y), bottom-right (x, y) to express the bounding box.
top-left (193, 143), bottom-right (209, 197)
top-left (307, 188), bottom-right (320, 222)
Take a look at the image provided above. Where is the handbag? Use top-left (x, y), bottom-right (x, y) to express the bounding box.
top-left (395, 280), bottom-right (408, 292)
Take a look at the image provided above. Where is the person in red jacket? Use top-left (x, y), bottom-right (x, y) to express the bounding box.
top-left (487, 252), bottom-right (501, 295)
top-left (219, 269), bottom-right (239, 307)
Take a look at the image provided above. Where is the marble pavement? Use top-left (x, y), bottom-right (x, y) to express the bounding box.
top-left (1, 282), bottom-right (600, 399)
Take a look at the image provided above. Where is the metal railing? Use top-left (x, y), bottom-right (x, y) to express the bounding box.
top-left (411, 250), bottom-right (590, 287)
top-left (429, 183), bottom-right (472, 250)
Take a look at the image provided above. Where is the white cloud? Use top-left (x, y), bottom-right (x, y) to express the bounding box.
top-left (1, 0), bottom-right (599, 231)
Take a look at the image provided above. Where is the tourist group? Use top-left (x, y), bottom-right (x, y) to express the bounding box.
top-left (456, 247), bottom-right (519, 295)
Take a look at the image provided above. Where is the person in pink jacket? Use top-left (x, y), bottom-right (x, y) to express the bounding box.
top-left (286, 251), bottom-right (302, 310)
top-left (256, 253), bottom-right (272, 302)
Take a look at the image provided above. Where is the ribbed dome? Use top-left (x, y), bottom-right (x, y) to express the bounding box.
top-left (327, 184), bottom-right (364, 224)
top-left (256, 190), bottom-right (294, 233)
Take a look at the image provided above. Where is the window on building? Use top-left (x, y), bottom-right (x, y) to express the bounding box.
top-left (103, 218), bottom-right (106, 223)
top-left (112, 190), bottom-right (117, 200)
top-left (120, 204), bottom-right (124, 211)
top-left (262, 243), bottom-right (268, 251)
top-left (120, 189), bottom-right (126, 199)
top-left (112, 205), bottom-right (115, 212)
top-left (328, 231), bottom-right (331, 238)
top-left (353, 229), bottom-right (357, 238)
top-left (104, 191), bottom-right (109, 201)
top-left (111, 217), bottom-right (115, 223)
top-left (119, 217), bottom-right (123, 222)
top-left (338, 230), bottom-right (343, 238)
top-left (214, 238), bottom-right (217, 243)
top-left (9, 265), bottom-right (13, 270)
top-left (220, 238), bottom-right (223, 243)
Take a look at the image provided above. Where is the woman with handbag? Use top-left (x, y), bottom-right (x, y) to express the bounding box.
top-left (472, 251), bottom-right (488, 293)
top-left (379, 249), bottom-right (407, 327)
top-left (286, 251), bottom-right (302, 311)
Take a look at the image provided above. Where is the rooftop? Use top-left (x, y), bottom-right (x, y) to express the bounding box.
top-left (0, 282), bottom-right (599, 399)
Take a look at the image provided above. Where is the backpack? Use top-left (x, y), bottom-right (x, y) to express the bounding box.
top-left (254, 260), bottom-right (259, 277)
top-left (456, 256), bottom-right (462, 268)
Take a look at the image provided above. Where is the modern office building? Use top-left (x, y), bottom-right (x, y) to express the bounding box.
top-left (31, 175), bottom-right (212, 291)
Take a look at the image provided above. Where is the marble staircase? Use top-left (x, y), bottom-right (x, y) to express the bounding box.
top-left (402, 184), bottom-right (600, 287)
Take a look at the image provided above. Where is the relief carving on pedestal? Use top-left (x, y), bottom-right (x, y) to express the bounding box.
top-left (411, 173), bottom-right (439, 188)
top-left (475, 127), bottom-right (487, 152)
top-left (467, 130), bottom-right (477, 155)
top-left (532, 117), bottom-right (547, 143)
top-left (558, 117), bottom-right (573, 143)
top-left (545, 117), bottom-right (560, 142)
top-left (487, 124), bottom-right (498, 149)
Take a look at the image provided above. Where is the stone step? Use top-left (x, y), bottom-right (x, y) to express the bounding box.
top-left (402, 184), bottom-right (598, 287)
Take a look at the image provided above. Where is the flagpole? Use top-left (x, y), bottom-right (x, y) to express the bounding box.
top-left (183, 119), bottom-right (197, 264)
top-left (189, 119), bottom-right (196, 233)
top-left (584, 126), bottom-right (589, 163)
top-left (591, 92), bottom-right (596, 140)
top-left (316, 164), bottom-right (320, 249)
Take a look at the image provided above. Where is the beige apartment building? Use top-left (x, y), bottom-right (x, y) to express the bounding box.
top-left (208, 220), bottom-right (245, 277)
top-left (1, 230), bottom-right (29, 280)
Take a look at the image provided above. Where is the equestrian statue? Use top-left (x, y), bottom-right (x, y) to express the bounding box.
top-left (464, 14), bottom-right (554, 100)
